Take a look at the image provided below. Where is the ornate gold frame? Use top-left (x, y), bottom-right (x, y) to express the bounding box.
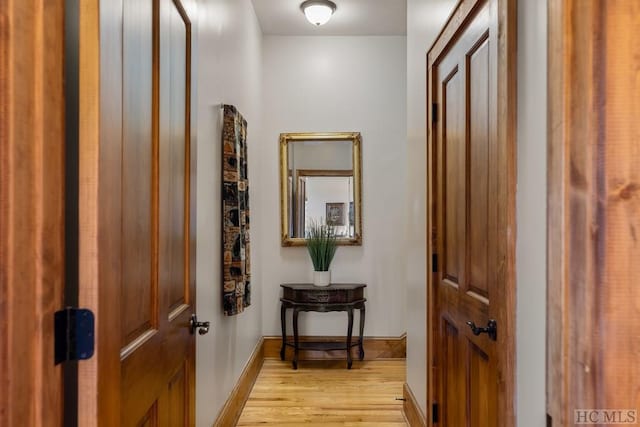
top-left (279, 132), bottom-right (362, 246)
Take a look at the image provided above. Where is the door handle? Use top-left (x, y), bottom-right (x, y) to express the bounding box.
top-left (190, 314), bottom-right (210, 335)
top-left (466, 319), bottom-right (497, 341)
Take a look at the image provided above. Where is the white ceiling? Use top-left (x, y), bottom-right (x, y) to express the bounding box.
top-left (251, 0), bottom-right (407, 36)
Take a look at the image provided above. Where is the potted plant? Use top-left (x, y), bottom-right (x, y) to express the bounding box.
top-left (305, 220), bottom-right (337, 287)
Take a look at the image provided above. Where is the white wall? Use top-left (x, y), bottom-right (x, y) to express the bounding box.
top-left (259, 36), bottom-right (407, 337)
top-left (195, 1), bottom-right (263, 425)
top-left (516, 0), bottom-right (547, 425)
top-left (405, 0), bottom-right (457, 416)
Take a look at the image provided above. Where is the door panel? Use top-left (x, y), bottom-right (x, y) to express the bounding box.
top-left (431, 0), bottom-right (508, 424)
top-left (122, 0), bottom-right (155, 350)
top-left (442, 67), bottom-right (464, 287)
top-left (160, 0), bottom-right (189, 316)
top-left (441, 319), bottom-right (464, 427)
top-left (139, 404), bottom-right (159, 427)
top-left (467, 35), bottom-right (490, 299)
top-left (468, 341), bottom-right (491, 426)
top-left (167, 363), bottom-right (188, 426)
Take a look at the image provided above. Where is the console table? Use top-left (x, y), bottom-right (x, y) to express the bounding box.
top-left (280, 283), bottom-right (366, 369)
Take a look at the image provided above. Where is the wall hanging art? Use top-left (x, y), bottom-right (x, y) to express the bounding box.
top-left (221, 104), bottom-right (250, 315)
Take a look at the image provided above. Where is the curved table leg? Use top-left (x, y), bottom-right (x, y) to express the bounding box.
top-left (359, 305), bottom-right (366, 360)
top-left (347, 308), bottom-right (354, 369)
top-left (292, 307), bottom-right (300, 370)
top-left (280, 303), bottom-right (286, 361)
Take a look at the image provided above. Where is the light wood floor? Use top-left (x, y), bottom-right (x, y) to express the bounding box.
top-left (236, 358), bottom-right (408, 426)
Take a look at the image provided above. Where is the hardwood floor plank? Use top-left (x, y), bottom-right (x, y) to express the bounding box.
top-left (236, 359), bottom-right (407, 426)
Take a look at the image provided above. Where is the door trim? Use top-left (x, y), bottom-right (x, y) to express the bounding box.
top-left (426, 0), bottom-right (517, 425)
top-left (77, 0), bottom-right (120, 422)
top-left (0, 0), bottom-right (66, 424)
top-left (547, 2), bottom-right (640, 424)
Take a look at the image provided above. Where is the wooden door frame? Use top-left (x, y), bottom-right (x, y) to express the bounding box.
top-left (426, 0), bottom-right (517, 425)
top-left (0, 0), bottom-right (66, 425)
top-left (547, 2), bottom-right (640, 425)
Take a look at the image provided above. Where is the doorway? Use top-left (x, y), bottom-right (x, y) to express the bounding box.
top-left (426, 0), bottom-right (517, 424)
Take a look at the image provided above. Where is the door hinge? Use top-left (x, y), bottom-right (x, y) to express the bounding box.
top-left (432, 253), bottom-right (438, 273)
top-left (431, 103), bottom-right (438, 123)
top-left (432, 402), bottom-right (439, 424)
top-left (54, 307), bottom-right (95, 364)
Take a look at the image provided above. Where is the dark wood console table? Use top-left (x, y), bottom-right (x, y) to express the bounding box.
top-left (280, 283), bottom-right (366, 369)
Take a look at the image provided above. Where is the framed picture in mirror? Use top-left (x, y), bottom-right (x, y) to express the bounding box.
top-left (326, 202), bottom-right (345, 226)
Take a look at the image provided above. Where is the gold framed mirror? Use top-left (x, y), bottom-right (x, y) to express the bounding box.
top-left (280, 132), bottom-right (362, 246)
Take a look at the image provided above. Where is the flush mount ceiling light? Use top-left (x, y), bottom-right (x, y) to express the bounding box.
top-left (300, 0), bottom-right (337, 26)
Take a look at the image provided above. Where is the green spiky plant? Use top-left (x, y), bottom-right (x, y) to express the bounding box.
top-left (305, 220), bottom-right (338, 271)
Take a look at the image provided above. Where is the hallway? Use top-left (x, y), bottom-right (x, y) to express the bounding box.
top-left (1, 0), bottom-right (558, 425)
top-left (236, 359), bottom-right (407, 426)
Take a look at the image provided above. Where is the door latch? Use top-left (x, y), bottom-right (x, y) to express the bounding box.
top-left (466, 319), bottom-right (497, 341)
top-left (190, 314), bottom-right (210, 335)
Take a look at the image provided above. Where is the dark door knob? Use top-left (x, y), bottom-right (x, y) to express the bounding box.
top-left (466, 319), bottom-right (497, 341)
top-left (190, 314), bottom-right (210, 335)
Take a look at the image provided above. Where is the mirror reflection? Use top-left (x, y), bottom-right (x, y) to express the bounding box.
top-left (280, 132), bottom-right (362, 246)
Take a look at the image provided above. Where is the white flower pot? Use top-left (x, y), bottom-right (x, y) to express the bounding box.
top-left (313, 270), bottom-right (331, 287)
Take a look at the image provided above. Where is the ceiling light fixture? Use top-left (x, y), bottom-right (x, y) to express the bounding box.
top-left (300, 0), bottom-right (337, 26)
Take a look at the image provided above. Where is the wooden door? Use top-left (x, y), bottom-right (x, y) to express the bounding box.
top-left (427, 0), bottom-right (516, 425)
top-left (77, 0), bottom-right (197, 425)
